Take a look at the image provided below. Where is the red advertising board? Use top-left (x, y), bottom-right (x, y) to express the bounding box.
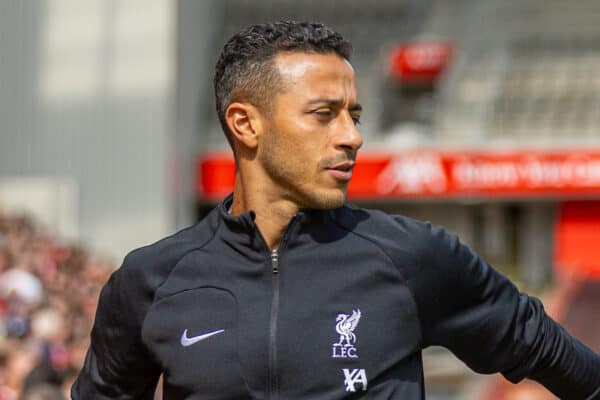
top-left (197, 149), bottom-right (600, 201)
top-left (387, 41), bottom-right (454, 84)
top-left (555, 202), bottom-right (600, 278)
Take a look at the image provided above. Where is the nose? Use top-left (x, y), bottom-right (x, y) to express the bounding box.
top-left (335, 112), bottom-right (363, 152)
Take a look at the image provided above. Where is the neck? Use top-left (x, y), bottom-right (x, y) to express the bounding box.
top-left (231, 173), bottom-right (300, 250)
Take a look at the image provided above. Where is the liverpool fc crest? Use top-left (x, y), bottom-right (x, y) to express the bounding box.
top-left (332, 309), bottom-right (361, 358)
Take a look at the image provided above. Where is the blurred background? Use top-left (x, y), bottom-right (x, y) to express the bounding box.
top-left (1, 0), bottom-right (599, 399)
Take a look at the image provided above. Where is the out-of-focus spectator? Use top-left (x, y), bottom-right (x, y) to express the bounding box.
top-left (0, 211), bottom-right (114, 399)
top-left (0, 248), bottom-right (12, 275)
top-left (0, 269), bottom-right (43, 306)
top-left (20, 383), bottom-right (66, 400)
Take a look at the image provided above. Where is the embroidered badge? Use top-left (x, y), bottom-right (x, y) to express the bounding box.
top-left (332, 308), bottom-right (361, 358)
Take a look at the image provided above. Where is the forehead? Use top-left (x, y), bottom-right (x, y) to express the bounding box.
top-left (273, 52), bottom-right (357, 99)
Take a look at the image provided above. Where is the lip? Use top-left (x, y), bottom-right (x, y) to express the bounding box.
top-left (326, 162), bottom-right (355, 181)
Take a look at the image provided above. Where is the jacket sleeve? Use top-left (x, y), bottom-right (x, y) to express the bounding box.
top-left (71, 255), bottom-right (162, 399)
top-left (408, 223), bottom-right (600, 399)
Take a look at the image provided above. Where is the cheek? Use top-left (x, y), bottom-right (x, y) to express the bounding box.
top-left (266, 125), bottom-right (321, 165)
top-left (288, 138), bottom-right (322, 174)
top-left (264, 112), bottom-right (332, 176)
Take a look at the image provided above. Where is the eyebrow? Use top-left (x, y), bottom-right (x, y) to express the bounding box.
top-left (306, 98), bottom-right (363, 112)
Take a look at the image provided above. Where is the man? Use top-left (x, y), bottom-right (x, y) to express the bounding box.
top-left (73, 21), bottom-right (600, 399)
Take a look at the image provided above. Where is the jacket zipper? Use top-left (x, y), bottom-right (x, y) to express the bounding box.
top-left (267, 215), bottom-right (299, 400)
top-left (268, 249), bottom-right (279, 399)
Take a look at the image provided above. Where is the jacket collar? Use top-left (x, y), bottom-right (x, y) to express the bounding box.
top-left (217, 193), bottom-right (332, 252)
top-left (220, 193), bottom-right (256, 230)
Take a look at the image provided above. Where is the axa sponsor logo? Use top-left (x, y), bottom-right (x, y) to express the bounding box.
top-left (332, 309), bottom-right (361, 359)
top-left (342, 368), bottom-right (367, 392)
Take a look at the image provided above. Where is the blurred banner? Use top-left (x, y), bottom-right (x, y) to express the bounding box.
top-left (198, 150), bottom-right (600, 200)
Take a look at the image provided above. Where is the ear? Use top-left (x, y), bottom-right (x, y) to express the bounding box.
top-left (225, 102), bottom-right (263, 150)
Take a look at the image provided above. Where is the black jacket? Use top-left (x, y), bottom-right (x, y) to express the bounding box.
top-left (72, 196), bottom-right (600, 399)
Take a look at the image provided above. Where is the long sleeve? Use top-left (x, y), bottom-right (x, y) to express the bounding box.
top-left (71, 256), bottom-right (162, 399)
top-left (407, 223), bottom-right (600, 399)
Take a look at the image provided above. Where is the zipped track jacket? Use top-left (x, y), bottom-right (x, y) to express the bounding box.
top-left (73, 196), bottom-right (600, 399)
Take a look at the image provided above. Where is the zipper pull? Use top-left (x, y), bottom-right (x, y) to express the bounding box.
top-left (271, 249), bottom-right (279, 274)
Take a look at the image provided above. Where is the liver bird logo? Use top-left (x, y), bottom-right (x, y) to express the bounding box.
top-left (335, 309), bottom-right (361, 346)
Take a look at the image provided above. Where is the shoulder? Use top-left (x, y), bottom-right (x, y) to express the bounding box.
top-left (328, 204), bottom-right (438, 262)
top-left (112, 206), bottom-right (222, 296)
top-left (330, 204), bottom-right (432, 234)
top-left (95, 207), bottom-right (222, 327)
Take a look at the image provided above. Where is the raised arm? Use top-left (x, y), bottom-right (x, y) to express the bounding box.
top-left (407, 222), bottom-right (600, 399)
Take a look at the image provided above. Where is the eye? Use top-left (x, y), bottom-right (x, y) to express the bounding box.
top-left (314, 109), bottom-right (334, 117)
top-left (313, 109), bottom-right (336, 123)
top-left (350, 111), bottom-right (362, 125)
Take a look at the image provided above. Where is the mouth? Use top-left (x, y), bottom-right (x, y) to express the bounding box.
top-left (325, 161), bottom-right (355, 181)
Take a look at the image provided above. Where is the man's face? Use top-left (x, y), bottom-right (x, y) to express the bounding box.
top-left (257, 52), bottom-right (363, 209)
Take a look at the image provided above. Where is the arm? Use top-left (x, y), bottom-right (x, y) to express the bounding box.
top-left (71, 257), bottom-right (161, 399)
top-left (408, 223), bottom-right (600, 399)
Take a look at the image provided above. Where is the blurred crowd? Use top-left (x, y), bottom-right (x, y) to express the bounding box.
top-left (0, 210), bottom-right (114, 400)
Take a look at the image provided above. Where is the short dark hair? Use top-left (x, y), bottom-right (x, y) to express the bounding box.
top-left (214, 20), bottom-right (352, 150)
